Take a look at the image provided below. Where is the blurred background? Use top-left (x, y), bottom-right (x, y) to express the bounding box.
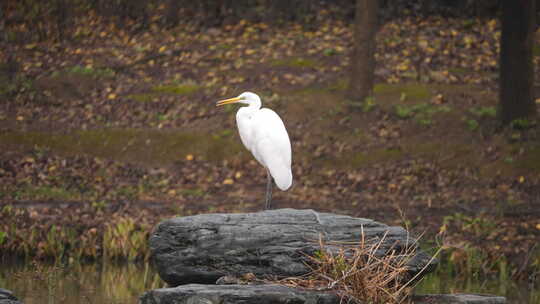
top-left (0, 0), bottom-right (539, 303)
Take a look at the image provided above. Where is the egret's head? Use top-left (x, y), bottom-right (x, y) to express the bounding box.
top-left (216, 91), bottom-right (261, 106)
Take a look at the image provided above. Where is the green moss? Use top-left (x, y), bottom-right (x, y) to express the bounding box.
top-left (217, 43), bottom-right (233, 50)
top-left (516, 146), bottom-right (540, 171)
top-left (180, 188), bottom-right (205, 197)
top-left (349, 148), bottom-right (403, 168)
top-left (470, 106), bottom-right (496, 118)
top-left (0, 128), bottom-right (245, 166)
top-left (510, 118), bottom-right (535, 130)
top-left (448, 67), bottom-right (471, 75)
top-left (54, 65), bottom-right (115, 78)
top-left (466, 119), bottom-right (479, 131)
top-left (394, 103), bottom-right (452, 122)
top-left (152, 84), bottom-right (201, 95)
top-left (271, 57), bottom-right (318, 68)
top-left (0, 75), bottom-right (33, 97)
top-left (406, 142), bottom-right (441, 156)
top-left (14, 185), bottom-right (80, 201)
top-left (326, 79), bottom-right (348, 91)
top-left (374, 83), bottom-right (431, 101)
top-left (534, 43), bottom-right (540, 56)
top-left (128, 82), bottom-right (201, 101)
top-left (128, 93), bottom-right (155, 102)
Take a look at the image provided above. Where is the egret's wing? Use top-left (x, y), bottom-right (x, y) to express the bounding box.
top-left (252, 109), bottom-right (292, 190)
top-left (236, 108), bottom-right (254, 152)
top-left (256, 138), bottom-right (292, 190)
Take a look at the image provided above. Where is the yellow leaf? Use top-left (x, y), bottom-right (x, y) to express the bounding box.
top-left (418, 40), bottom-right (428, 49)
top-left (167, 189), bottom-right (176, 196)
top-left (223, 178), bottom-right (234, 185)
top-left (48, 166), bottom-right (57, 172)
top-left (185, 154), bottom-right (194, 161)
top-left (536, 223), bottom-right (540, 230)
top-left (396, 62), bottom-right (409, 71)
top-left (488, 19), bottom-right (497, 30)
top-left (518, 176), bottom-right (525, 183)
top-left (159, 46), bottom-right (166, 53)
top-left (107, 93), bottom-right (116, 100)
top-left (245, 49), bottom-right (256, 55)
top-left (235, 171), bottom-right (242, 179)
top-left (439, 225), bottom-right (447, 233)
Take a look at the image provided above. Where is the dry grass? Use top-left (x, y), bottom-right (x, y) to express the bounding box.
top-left (277, 228), bottom-right (439, 304)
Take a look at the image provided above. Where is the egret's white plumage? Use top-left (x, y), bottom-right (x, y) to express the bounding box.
top-left (217, 92), bottom-right (292, 209)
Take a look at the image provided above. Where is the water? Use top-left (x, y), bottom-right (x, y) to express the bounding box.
top-left (0, 261), bottom-right (164, 304)
top-left (0, 261), bottom-right (537, 304)
top-left (416, 272), bottom-right (539, 304)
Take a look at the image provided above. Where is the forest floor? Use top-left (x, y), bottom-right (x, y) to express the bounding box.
top-left (0, 14), bottom-right (539, 280)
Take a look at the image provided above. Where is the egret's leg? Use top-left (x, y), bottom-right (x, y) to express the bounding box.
top-left (265, 169), bottom-right (273, 210)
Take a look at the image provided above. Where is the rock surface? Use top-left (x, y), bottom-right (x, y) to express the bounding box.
top-left (0, 288), bottom-right (22, 304)
top-left (149, 208), bottom-right (436, 286)
top-left (139, 285), bottom-right (507, 304)
top-left (139, 284), bottom-right (339, 304)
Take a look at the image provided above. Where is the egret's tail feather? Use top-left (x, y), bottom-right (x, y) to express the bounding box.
top-left (257, 138), bottom-right (292, 191)
top-left (270, 164), bottom-right (292, 191)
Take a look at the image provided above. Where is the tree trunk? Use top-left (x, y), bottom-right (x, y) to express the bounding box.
top-left (499, 0), bottom-right (537, 126)
top-left (349, 0), bottom-right (378, 103)
top-left (54, 0), bottom-right (69, 42)
top-left (166, 0), bottom-right (180, 27)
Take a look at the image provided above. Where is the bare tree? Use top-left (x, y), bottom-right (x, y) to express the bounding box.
top-left (349, 0), bottom-right (378, 104)
top-left (499, 0), bottom-right (537, 125)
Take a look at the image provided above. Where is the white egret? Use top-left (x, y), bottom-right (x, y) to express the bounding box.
top-left (216, 92), bottom-right (292, 209)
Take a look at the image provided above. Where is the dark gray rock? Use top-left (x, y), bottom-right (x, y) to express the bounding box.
top-left (412, 294), bottom-right (507, 304)
top-left (139, 284), bottom-right (340, 304)
top-left (149, 208), bottom-right (436, 286)
top-left (139, 285), bottom-right (508, 304)
top-left (0, 288), bottom-right (22, 304)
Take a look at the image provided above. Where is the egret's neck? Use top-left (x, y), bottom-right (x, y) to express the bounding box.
top-left (244, 100), bottom-right (261, 111)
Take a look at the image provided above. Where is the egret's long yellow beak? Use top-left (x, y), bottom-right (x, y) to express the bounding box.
top-left (216, 97), bottom-right (241, 106)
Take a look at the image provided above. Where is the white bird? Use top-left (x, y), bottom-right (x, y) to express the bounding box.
top-left (216, 92), bottom-right (292, 209)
